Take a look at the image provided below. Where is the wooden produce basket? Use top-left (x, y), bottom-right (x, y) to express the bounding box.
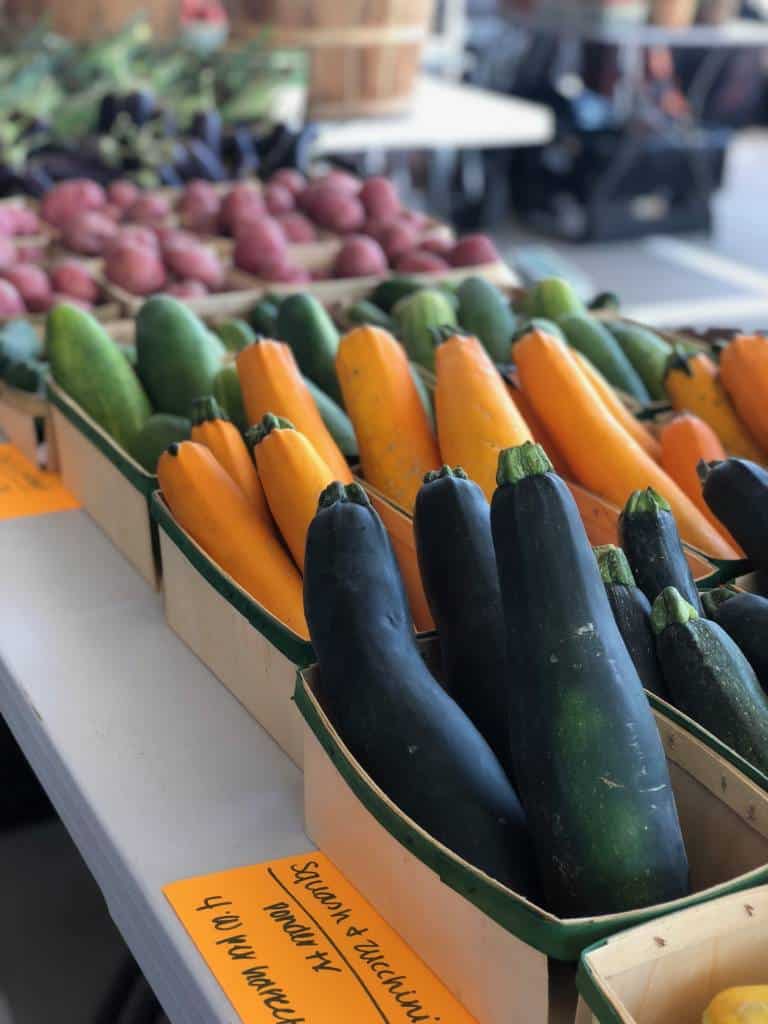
top-left (296, 633), bottom-right (768, 1024)
top-left (40, 0), bottom-right (180, 40)
top-left (47, 381), bottom-right (160, 588)
top-left (0, 384), bottom-right (56, 470)
top-left (576, 884), bottom-right (768, 1023)
top-left (235, 0), bottom-right (435, 119)
top-left (151, 491), bottom-right (313, 768)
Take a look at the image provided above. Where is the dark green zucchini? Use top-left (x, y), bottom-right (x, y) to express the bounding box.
top-left (491, 442), bottom-right (688, 917)
top-left (557, 313), bottom-right (650, 402)
top-left (344, 299), bottom-right (394, 331)
top-left (369, 276), bottom-right (426, 312)
top-left (700, 458), bottom-right (768, 573)
top-left (511, 317), bottom-right (565, 344)
top-left (606, 321), bottom-right (672, 401)
top-left (304, 481), bottom-right (539, 897)
top-left (619, 487), bottom-right (703, 613)
top-left (413, 466), bottom-right (511, 773)
top-left (702, 587), bottom-right (768, 695)
top-left (276, 293), bottom-right (343, 406)
top-left (456, 276), bottom-right (517, 363)
top-left (248, 297), bottom-right (279, 337)
top-left (595, 545), bottom-right (668, 700)
top-left (652, 587), bottom-right (768, 775)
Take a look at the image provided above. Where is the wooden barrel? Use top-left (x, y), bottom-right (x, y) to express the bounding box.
top-left (32, 0), bottom-right (180, 40)
top-left (235, 0), bottom-right (435, 119)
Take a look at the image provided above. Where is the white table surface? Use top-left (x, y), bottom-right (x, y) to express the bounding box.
top-left (0, 509), bottom-right (310, 1024)
top-left (312, 74), bottom-right (555, 155)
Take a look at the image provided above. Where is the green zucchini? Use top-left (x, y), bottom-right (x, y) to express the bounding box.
top-left (248, 297), bottom-right (280, 337)
top-left (304, 481), bottom-right (539, 896)
top-left (414, 466), bottom-right (511, 773)
top-left (700, 458), bottom-right (768, 573)
top-left (212, 364), bottom-right (247, 433)
top-left (409, 360), bottom-right (434, 428)
top-left (529, 277), bottom-right (585, 320)
top-left (619, 487), bottom-right (702, 613)
top-left (369, 276), bottom-right (426, 312)
top-left (276, 293), bottom-right (343, 406)
top-left (652, 587), bottom-right (768, 775)
top-left (702, 587), bottom-right (768, 695)
top-left (595, 545), bottom-right (668, 699)
top-left (491, 442), bottom-right (688, 916)
top-left (557, 313), bottom-right (650, 402)
top-left (392, 288), bottom-right (457, 372)
top-left (456, 276), bottom-right (517, 363)
top-left (605, 321), bottom-right (672, 401)
top-left (302, 376), bottom-right (358, 458)
top-left (344, 299), bottom-right (395, 331)
top-left (129, 413), bottom-right (191, 473)
top-left (215, 318), bottom-right (256, 353)
top-left (511, 317), bottom-right (565, 344)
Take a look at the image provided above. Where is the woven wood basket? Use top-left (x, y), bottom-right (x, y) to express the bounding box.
top-left (235, 0), bottom-right (435, 119)
top-left (33, 0), bottom-right (180, 39)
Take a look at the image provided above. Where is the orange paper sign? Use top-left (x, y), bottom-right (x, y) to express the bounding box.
top-left (0, 444), bottom-right (79, 520)
top-left (164, 851), bottom-right (478, 1024)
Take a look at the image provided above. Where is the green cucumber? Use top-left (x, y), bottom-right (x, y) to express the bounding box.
top-left (558, 313), bottom-right (650, 402)
top-left (652, 587), bottom-right (768, 775)
top-left (595, 545), bottom-right (668, 699)
top-left (702, 588), bottom-right (768, 694)
top-left (393, 288), bottom-right (457, 372)
top-left (302, 376), bottom-right (358, 458)
top-left (212, 364), bottom-right (247, 433)
top-left (344, 299), bottom-right (394, 331)
top-left (491, 442), bottom-right (688, 916)
top-left (606, 321), bottom-right (672, 401)
top-left (511, 317), bottom-right (565, 344)
top-left (129, 413), bottom-right (191, 473)
top-left (136, 296), bottom-right (226, 417)
top-left (456, 276), bottom-right (517, 363)
top-left (304, 481), bottom-right (539, 896)
top-left (529, 277), bottom-right (585, 320)
top-left (369, 276), bottom-right (425, 312)
top-left (48, 304), bottom-right (152, 452)
top-left (248, 298), bottom-right (279, 337)
top-left (275, 292), bottom-right (343, 406)
top-left (619, 487), bottom-right (702, 613)
top-left (215, 318), bottom-right (255, 353)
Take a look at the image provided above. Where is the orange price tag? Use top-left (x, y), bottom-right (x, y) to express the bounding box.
top-left (0, 444), bottom-right (79, 520)
top-left (164, 851), bottom-right (478, 1024)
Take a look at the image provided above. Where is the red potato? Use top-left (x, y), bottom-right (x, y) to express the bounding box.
top-left (109, 225), bottom-right (159, 254)
top-left (3, 264), bottom-right (51, 312)
top-left (233, 216), bottom-right (287, 275)
top-left (108, 180), bottom-right (140, 210)
top-left (0, 208), bottom-right (19, 235)
top-left (164, 240), bottom-right (225, 290)
top-left (359, 176), bottom-right (400, 220)
top-left (394, 249), bottom-right (450, 273)
top-left (449, 233), bottom-right (500, 267)
top-left (264, 183), bottom-right (295, 216)
top-left (15, 244), bottom-right (45, 264)
top-left (159, 229), bottom-right (198, 253)
top-left (62, 211), bottom-right (118, 256)
top-left (166, 280), bottom-right (209, 298)
top-left (0, 279), bottom-right (25, 315)
top-left (220, 183), bottom-right (265, 235)
top-left (319, 169), bottom-right (361, 194)
top-left (309, 188), bottom-right (365, 233)
top-left (378, 221), bottom-right (419, 262)
top-left (50, 261), bottom-right (101, 304)
top-left (179, 180), bottom-right (221, 234)
top-left (41, 180), bottom-right (105, 228)
top-left (420, 235), bottom-right (453, 257)
top-left (258, 259), bottom-right (311, 284)
top-left (277, 211), bottom-right (317, 243)
top-left (7, 206), bottom-right (41, 236)
top-left (127, 193), bottom-right (172, 226)
top-left (332, 234), bottom-right (388, 278)
top-left (100, 203), bottom-right (124, 222)
top-left (269, 168), bottom-right (306, 196)
top-left (400, 208), bottom-right (431, 230)
top-left (0, 237), bottom-right (16, 271)
top-left (106, 242), bottom-right (166, 296)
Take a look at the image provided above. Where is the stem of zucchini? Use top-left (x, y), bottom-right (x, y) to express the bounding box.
top-left (701, 586), bottom-right (740, 616)
top-left (318, 481), bottom-right (370, 510)
top-left (650, 586), bottom-right (699, 635)
top-left (624, 486), bottom-right (672, 517)
top-left (423, 465), bottom-right (469, 484)
top-left (191, 395), bottom-right (227, 425)
top-left (245, 413), bottom-right (294, 448)
top-left (594, 544), bottom-right (636, 587)
top-left (496, 441), bottom-right (553, 487)
top-left (696, 557), bottom-right (754, 591)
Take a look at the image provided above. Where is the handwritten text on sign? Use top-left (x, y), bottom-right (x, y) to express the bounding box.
top-left (164, 851), bottom-right (477, 1024)
top-left (0, 443), bottom-right (79, 520)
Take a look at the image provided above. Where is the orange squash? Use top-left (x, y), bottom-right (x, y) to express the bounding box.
top-left (434, 332), bottom-right (532, 501)
top-left (665, 349), bottom-right (764, 461)
top-left (336, 325), bottom-right (441, 512)
top-left (572, 350), bottom-right (661, 462)
top-left (157, 441), bottom-right (307, 637)
top-left (514, 329), bottom-right (738, 559)
top-left (236, 338), bottom-right (352, 483)
top-left (249, 414), bottom-right (334, 571)
top-left (720, 334), bottom-right (768, 453)
top-left (660, 414), bottom-right (743, 552)
top-left (503, 374), bottom-right (573, 479)
top-left (190, 395), bottom-right (270, 522)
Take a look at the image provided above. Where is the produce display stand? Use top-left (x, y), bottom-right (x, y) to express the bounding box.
top-left (576, 883), bottom-right (768, 1023)
top-left (297, 635), bottom-right (768, 1024)
top-left (0, 383), bottom-right (53, 469)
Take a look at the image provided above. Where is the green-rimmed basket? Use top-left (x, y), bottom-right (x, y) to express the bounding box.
top-left (295, 634), bottom-right (768, 1024)
top-left (151, 491), bottom-right (313, 767)
top-left (47, 378), bottom-right (160, 586)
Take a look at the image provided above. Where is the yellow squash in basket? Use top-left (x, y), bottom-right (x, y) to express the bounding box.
top-left (704, 986), bottom-right (768, 1023)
